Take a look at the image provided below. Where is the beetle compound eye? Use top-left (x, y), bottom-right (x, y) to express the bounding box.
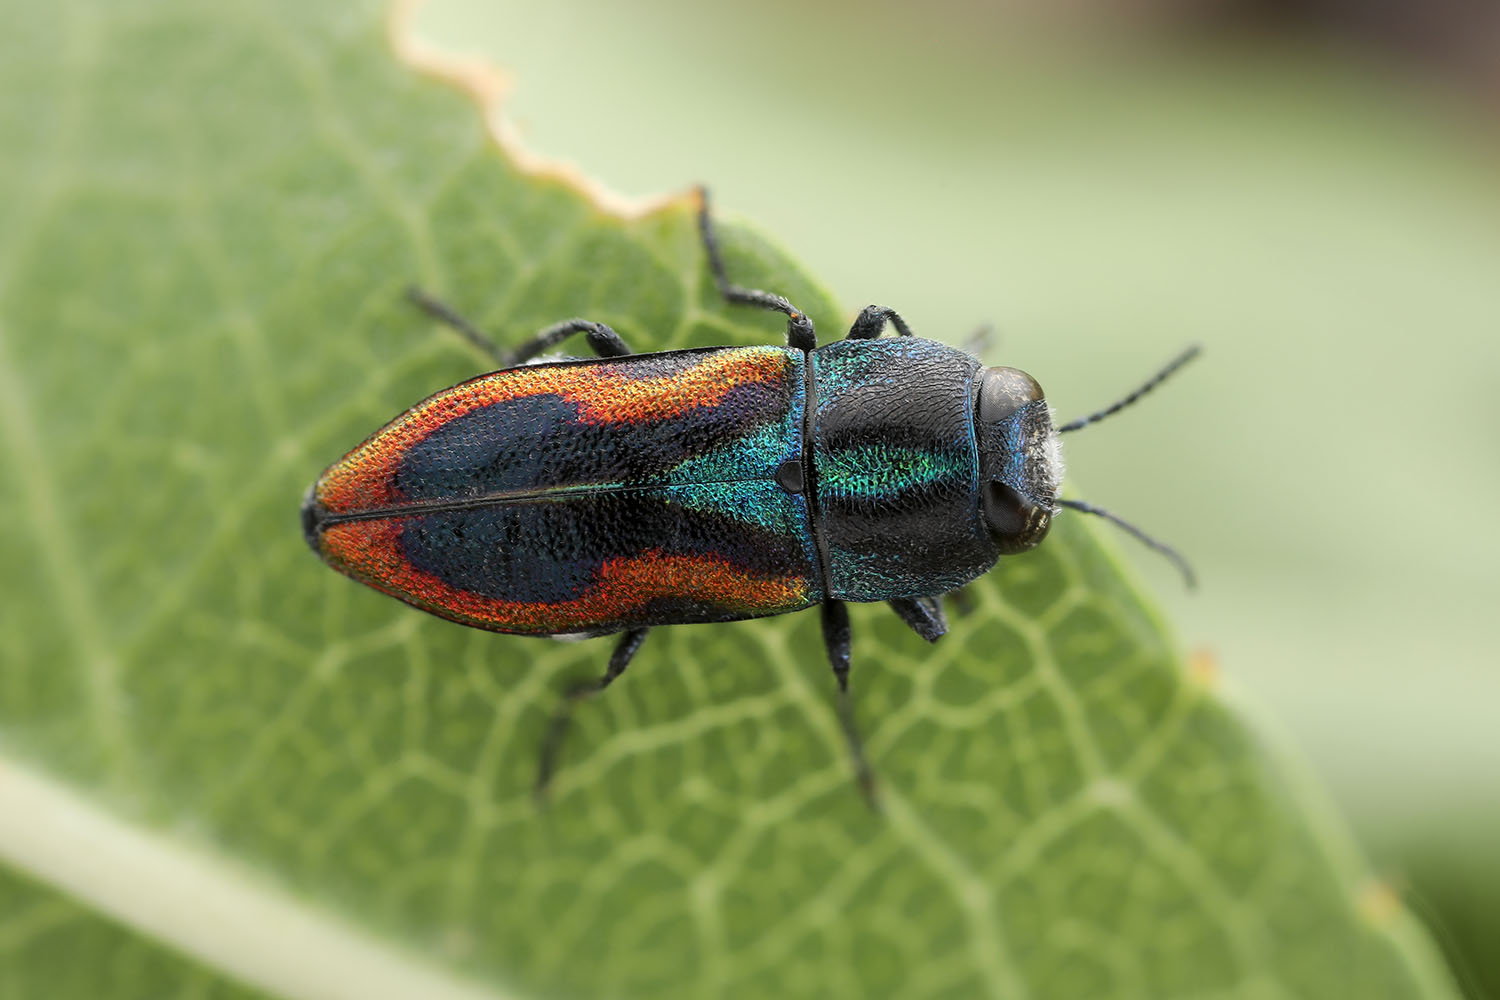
top-left (984, 481), bottom-right (1052, 554)
top-left (975, 364), bottom-right (1059, 552)
top-left (977, 366), bottom-right (1045, 426)
top-left (984, 481), bottom-right (1043, 553)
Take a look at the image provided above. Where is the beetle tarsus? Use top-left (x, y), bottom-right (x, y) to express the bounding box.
top-left (887, 596), bottom-right (947, 643)
top-left (502, 319), bottom-right (632, 367)
top-left (696, 186), bottom-right (817, 351)
top-left (820, 600), bottom-right (880, 810)
top-left (960, 323), bottom-right (997, 359)
top-left (534, 628), bottom-right (650, 803)
top-left (406, 286), bottom-right (508, 364)
top-left (837, 685), bottom-right (881, 813)
top-left (408, 287), bottom-right (633, 369)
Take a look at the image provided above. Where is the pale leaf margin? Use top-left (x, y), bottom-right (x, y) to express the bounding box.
top-left (388, 0), bottom-right (688, 219)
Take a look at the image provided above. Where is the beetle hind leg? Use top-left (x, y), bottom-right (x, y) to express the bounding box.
top-left (498, 318), bottom-right (631, 367)
top-left (696, 187), bottom-right (817, 351)
top-left (406, 287), bottom-right (509, 364)
top-left (407, 287), bottom-right (633, 367)
top-left (535, 628), bottom-right (650, 802)
top-left (820, 600), bottom-right (879, 810)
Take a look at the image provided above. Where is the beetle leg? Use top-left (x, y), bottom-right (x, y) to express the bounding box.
top-left (406, 287), bottom-right (508, 364)
top-left (407, 287), bottom-right (633, 367)
top-left (695, 186), bottom-right (817, 352)
top-left (960, 323), bottom-right (997, 360)
top-left (820, 600), bottom-right (879, 809)
top-left (535, 628), bottom-right (650, 801)
top-left (887, 596), bottom-right (947, 642)
top-left (846, 305), bottom-right (916, 341)
top-left (497, 319), bottom-right (631, 367)
top-left (945, 585), bottom-right (978, 618)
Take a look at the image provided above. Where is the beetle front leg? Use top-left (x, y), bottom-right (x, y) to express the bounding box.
top-left (820, 600), bottom-right (879, 809)
top-left (535, 627), bottom-right (650, 801)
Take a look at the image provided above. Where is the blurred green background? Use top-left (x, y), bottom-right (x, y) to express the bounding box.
top-left (413, 0), bottom-right (1500, 994)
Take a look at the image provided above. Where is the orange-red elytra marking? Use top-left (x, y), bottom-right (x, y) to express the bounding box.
top-left (317, 349), bottom-right (790, 516)
top-left (319, 519), bottom-right (808, 633)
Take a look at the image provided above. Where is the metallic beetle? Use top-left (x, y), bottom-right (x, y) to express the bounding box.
top-left (301, 190), bottom-right (1194, 799)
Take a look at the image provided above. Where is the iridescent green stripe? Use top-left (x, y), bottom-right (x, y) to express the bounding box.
top-left (666, 420), bottom-right (793, 485)
top-left (818, 443), bottom-right (971, 503)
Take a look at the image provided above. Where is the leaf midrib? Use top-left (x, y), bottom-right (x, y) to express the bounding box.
top-left (0, 760), bottom-right (513, 1000)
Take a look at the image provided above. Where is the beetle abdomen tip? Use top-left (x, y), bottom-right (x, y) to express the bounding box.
top-left (300, 483), bottom-right (326, 554)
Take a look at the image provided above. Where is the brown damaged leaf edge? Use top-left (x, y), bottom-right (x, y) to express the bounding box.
top-left (388, 0), bottom-right (693, 220)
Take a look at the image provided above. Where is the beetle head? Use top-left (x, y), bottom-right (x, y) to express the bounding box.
top-left (975, 367), bottom-right (1062, 554)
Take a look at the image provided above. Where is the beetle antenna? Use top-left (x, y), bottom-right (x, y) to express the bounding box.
top-left (1056, 499), bottom-right (1197, 589)
top-left (1058, 345), bottom-right (1201, 433)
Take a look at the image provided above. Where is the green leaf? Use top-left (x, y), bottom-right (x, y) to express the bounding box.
top-left (0, 865), bottom-right (269, 1000)
top-left (0, 2), bottom-right (1462, 999)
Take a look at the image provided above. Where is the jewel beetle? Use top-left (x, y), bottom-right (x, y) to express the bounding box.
top-left (300, 189), bottom-right (1198, 801)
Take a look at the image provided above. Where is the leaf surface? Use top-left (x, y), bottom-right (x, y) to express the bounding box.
top-left (0, 2), bottom-right (1461, 998)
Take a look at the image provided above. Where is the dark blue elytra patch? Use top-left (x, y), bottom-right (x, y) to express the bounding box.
top-left (396, 394), bottom-right (582, 501)
top-left (397, 491), bottom-right (816, 605)
top-left (395, 382), bottom-right (789, 503)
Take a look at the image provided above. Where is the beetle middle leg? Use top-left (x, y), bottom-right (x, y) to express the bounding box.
top-left (820, 600), bottom-right (879, 809)
top-left (961, 323), bottom-right (997, 359)
top-left (695, 187), bottom-right (817, 351)
top-left (887, 596), bottom-right (947, 643)
top-left (407, 287), bottom-right (633, 366)
top-left (535, 627), bottom-right (650, 801)
top-left (845, 305), bottom-right (916, 341)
